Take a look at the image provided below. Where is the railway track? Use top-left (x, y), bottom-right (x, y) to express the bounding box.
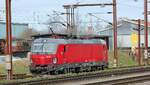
top-left (0, 74), bottom-right (33, 80)
top-left (1, 66), bottom-right (150, 85)
top-left (85, 72), bottom-right (150, 85)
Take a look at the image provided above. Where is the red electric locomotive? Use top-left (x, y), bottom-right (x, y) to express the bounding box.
top-left (29, 38), bottom-right (108, 74)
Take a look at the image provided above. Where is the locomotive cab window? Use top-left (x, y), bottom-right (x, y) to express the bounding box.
top-left (31, 38), bottom-right (67, 55)
top-left (31, 43), bottom-right (58, 54)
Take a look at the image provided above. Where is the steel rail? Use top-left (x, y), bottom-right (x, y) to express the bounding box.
top-left (0, 74), bottom-right (33, 80)
top-left (85, 73), bottom-right (150, 85)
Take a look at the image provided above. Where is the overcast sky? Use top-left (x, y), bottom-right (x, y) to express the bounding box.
top-left (0, 0), bottom-right (148, 30)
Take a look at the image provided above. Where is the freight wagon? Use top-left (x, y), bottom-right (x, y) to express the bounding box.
top-left (0, 39), bottom-right (30, 57)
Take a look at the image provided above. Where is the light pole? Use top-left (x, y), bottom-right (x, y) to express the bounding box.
top-left (5, 0), bottom-right (13, 80)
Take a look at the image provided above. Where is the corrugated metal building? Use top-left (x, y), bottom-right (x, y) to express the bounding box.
top-left (98, 18), bottom-right (150, 49)
top-left (0, 21), bottom-right (29, 54)
top-left (0, 21), bottom-right (28, 39)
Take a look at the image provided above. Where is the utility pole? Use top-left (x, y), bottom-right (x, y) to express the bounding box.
top-left (113, 0), bottom-right (118, 67)
top-left (5, 0), bottom-right (13, 80)
top-left (144, 0), bottom-right (148, 51)
top-left (133, 19), bottom-right (143, 65)
top-left (138, 19), bottom-right (141, 66)
top-left (144, 0), bottom-right (149, 64)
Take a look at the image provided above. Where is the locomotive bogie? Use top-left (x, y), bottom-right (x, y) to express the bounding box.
top-left (30, 61), bottom-right (108, 74)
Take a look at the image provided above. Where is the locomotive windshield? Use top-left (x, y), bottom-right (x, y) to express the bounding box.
top-left (31, 42), bottom-right (58, 54)
top-left (31, 43), bottom-right (43, 54)
top-left (31, 38), bottom-right (67, 54)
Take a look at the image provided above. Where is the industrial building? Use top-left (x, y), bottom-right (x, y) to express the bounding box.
top-left (98, 18), bottom-right (150, 49)
top-left (0, 21), bottom-right (29, 54)
top-left (0, 21), bottom-right (28, 39)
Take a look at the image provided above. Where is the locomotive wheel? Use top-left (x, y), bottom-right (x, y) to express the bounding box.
top-left (50, 70), bottom-right (58, 75)
top-left (86, 67), bottom-right (91, 72)
top-left (101, 65), bottom-right (104, 70)
top-left (55, 71), bottom-right (59, 75)
top-left (29, 69), bottom-right (34, 73)
top-left (58, 69), bottom-right (67, 74)
top-left (91, 66), bottom-right (96, 71)
top-left (75, 67), bottom-right (80, 73)
top-left (63, 68), bottom-right (68, 74)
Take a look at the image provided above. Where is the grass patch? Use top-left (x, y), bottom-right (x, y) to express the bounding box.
top-left (0, 59), bottom-right (29, 75)
top-left (0, 64), bottom-right (5, 74)
top-left (108, 51), bottom-right (138, 67)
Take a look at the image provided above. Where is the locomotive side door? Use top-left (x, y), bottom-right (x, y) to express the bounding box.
top-left (63, 45), bottom-right (67, 64)
top-left (56, 44), bottom-right (67, 64)
top-left (102, 45), bottom-right (108, 62)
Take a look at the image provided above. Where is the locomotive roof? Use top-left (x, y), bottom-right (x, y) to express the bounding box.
top-left (32, 33), bottom-right (110, 39)
top-left (33, 38), bottom-right (105, 44)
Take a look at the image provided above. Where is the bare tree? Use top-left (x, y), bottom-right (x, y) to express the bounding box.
top-left (47, 12), bottom-right (67, 34)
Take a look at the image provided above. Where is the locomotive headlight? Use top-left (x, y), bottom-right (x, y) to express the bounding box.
top-left (52, 57), bottom-right (57, 64)
top-left (27, 52), bottom-right (32, 64)
top-left (30, 59), bottom-right (33, 64)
